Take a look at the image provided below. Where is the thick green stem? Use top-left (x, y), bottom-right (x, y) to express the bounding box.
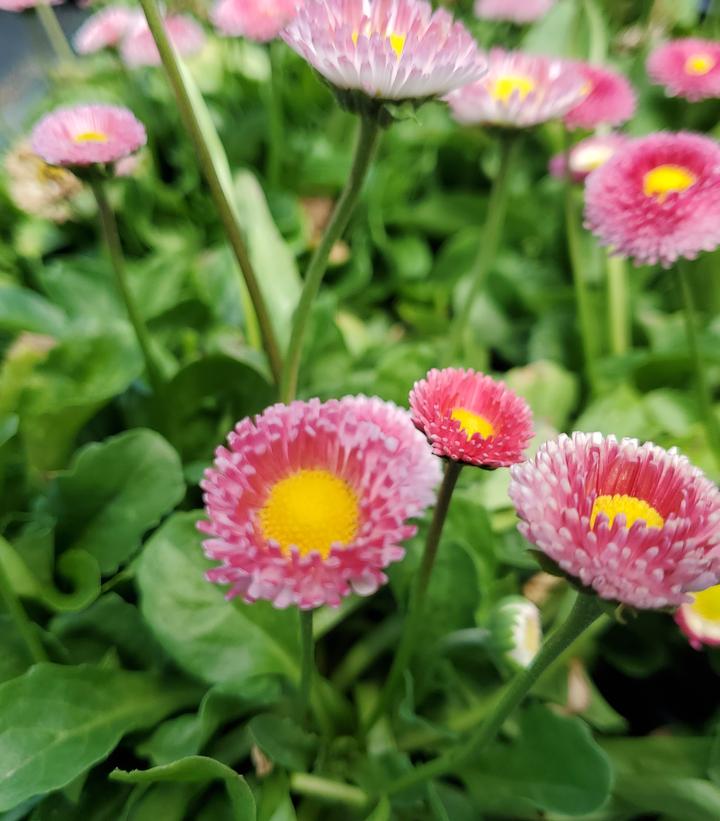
top-left (366, 461), bottom-right (463, 730)
top-left (384, 592), bottom-right (604, 796)
top-left (677, 260), bottom-right (720, 468)
top-left (35, 5), bottom-right (76, 64)
top-left (289, 773), bottom-right (367, 808)
top-left (280, 116), bottom-right (382, 402)
top-left (298, 609), bottom-right (315, 726)
top-left (0, 559), bottom-right (47, 664)
top-left (266, 42), bottom-right (284, 189)
top-left (139, 0), bottom-right (283, 386)
top-left (450, 135), bottom-right (519, 361)
top-left (606, 253), bottom-right (630, 356)
top-left (91, 182), bottom-right (163, 394)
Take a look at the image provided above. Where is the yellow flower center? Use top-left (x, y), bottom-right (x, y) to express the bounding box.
top-left (572, 144), bottom-right (615, 174)
top-left (643, 164), bottom-right (697, 202)
top-left (489, 74), bottom-right (536, 103)
top-left (351, 30), bottom-right (406, 59)
top-left (450, 407), bottom-right (496, 440)
top-left (73, 131), bottom-right (108, 143)
top-left (687, 584), bottom-right (720, 622)
top-left (685, 53), bottom-right (715, 76)
top-left (590, 494), bottom-right (665, 530)
top-left (259, 469), bottom-right (359, 559)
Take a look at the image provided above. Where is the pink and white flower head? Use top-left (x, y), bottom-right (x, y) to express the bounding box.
top-left (675, 583), bottom-right (720, 650)
top-left (409, 368), bottom-right (534, 468)
top-left (549, 133), bottom-right (628, 183)
top-left (281, 0), bottom-right (486, 113)
top-left (563, 63), bottom-right (636, 130)
top-left (474, 0), bottom-right (555, 24)
top-left (647, 38), bottom-right (720, 102)
top-left (199, 397), bottom-right (441, 609)
top-left (211, 0), bottom-right (297, 42)
top-left (0, 0), bottom-right (61, 10)
top-left (446, 49), bottom-right (586, 128)
top-left (31, 104), bottom-right (147, 167)
top-left (120, 14), bottom-right (206, 68)
top-left (509, 432), bottom-right (720, 611)
top-left (585, 131), bottom-right (720, 268)
top-left (73, 6), bottom-right (139, 54)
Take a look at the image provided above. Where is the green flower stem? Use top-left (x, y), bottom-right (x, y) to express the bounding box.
top-left (366, 461), bottom-right (463, 731)
top-left (677, 260), bottom-right (720, 467)
top-left (138, 0), bottom-right (283, 387)
top-left (383, 592), bottom-right (604, 797)
top-left (91, 181), bottom-right (164, 395)
top-left (0, 559), bottom-right (47, 664)
top-left (607, 253), bottom-right (630, 356)
top-left (298, 609), bottom-right (315, 725)
top-left (279, 115), bottom-right (382, 403)
top-left (449, 134), bottom-right (519, 361)
top-left (289, 773), bottom-right (368, 808)
top-left (266, 41), bottom-right (284, 189)
top-left (35, 4), bottom-right (76, 64)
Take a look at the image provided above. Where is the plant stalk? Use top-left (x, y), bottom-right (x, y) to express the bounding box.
top-left (266, 41), bottom-right (284, 189)
top-left (606, 253), bottom-right (630, 356)
top-left (35, 4), bottom-right (76, 64)
top-left (299, 609), bottom-right (315, 726)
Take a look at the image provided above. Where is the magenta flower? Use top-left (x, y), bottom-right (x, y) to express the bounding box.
top-left (73, 6), bottom-right (139, 54)
top-left (675, 584), bottom-right (720, 650)
top-left (281, 0), bottom-right (486, 105)
top-left (0, 0), bottom-right (61, 10)
top-left (200, 397), bottom-right (441, 609)
top-left (509, 433), bottom-right (720, 610)
top-left (446, 49), bottom-right (585, 128)
top-left (585, 131), bottom-right (720, 267)
top-left (120, 14), bottom-right (206, 68)
top-left (409, 368), bottom-right (533, 468)
top-left (549, 134), bottom-right (628, 183)
top-left (474, 0), bottom-right (555, 24)
top-left (648, 38), bottom-right (720, 102)
top-left (31, 104), bottom-right (147, 167)
top-left (563, 63), bottom-right (636, 129)
top-left (211, 0), bottom-right (297, 42)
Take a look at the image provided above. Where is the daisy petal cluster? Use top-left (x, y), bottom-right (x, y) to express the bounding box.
top-left (409, 368), bottom-right (533, 468)
top-left (73, 6), bottom-right (139, 54)
top-left (474, 0), bottom-right (555, 24)
top-left (647, 38), bottom-right (720, 101)
top-left (120, 14), bottom-right (206, 68)
top-left (585, 131), bottom-right (720, 267)
top-left (509, 433), bottom-right (720, 610)
top-left (281, 0), bottom-right (486, 109)
top-left (563, 62), bottom-right (636, 129)
top-left (0, 0), bottom-right (61, 10)
top-left (446, 49), bottom-right (586, 128)
top-left (675, 583), bottom-right (720, 650)
top-left (549, 133), bottom-right (628, 182)
top-left (212, 0), bottom-right (297, 42)
top-left (31, 104), bottom-right (147, 167)
top-left (200, 397), bottom-right (441, 610)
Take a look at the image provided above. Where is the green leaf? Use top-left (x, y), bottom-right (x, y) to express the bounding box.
top-left (46, 429), bottom-right (185, 574)
top-left (138, 513), bottom-right (300, 687)
top-left (504, 359), bottom-right (579, 430)
top-left (247, 714), bottom-right (317, 771)
top-left (0, 664), bottom-right (197, 811)
top-left (0, 286), bottom-right (67, 336)
top-left (111, 756), bottom-right (256, 821)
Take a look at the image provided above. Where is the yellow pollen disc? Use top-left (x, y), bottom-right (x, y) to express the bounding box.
top-left (643, 164), bottom-right (697, 202)
top-left (489, 74), bottom-right (536, 103)
top-left (351, 29), bottom-right (406, 59)
top-left (685, 53), bottom-right (715, 76)
top-left (259, 469), bottom-right (359, 559)
top-left (73, 130), bottom-right (108, 143)
top-left (688, 584), bottom-right (720, 622)
top-left (450, 407), bottom-right (496, 440)
top-left (590, 494), bottom-right (665, 530)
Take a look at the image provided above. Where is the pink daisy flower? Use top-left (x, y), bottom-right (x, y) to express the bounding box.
top-left (675, 583), bottom-right (720, 650)
top-left (281, 0), bottom-right (486, 105)
top-left (199, 397), bottom-right (441, 610)
top-left (409, 368), bottom-right (534, 468)
top-left (73, 6), bottom-right (139, 54)
top-left (0, 0), bottom-right (61, 10)
top-left (446, 49), bottom-right (586, 128)
top-left (509, 432), bottom-right (720, 611)
top-left (31, 104), bottom-right (147, 167)
top-left (585, 131), bottom-right (720, 268)
top-left (647, 38), bottom-right (720, 102)
top-left (211, 0), bottom-right (297, 42)
top-left (563, 63), bottom-right (636, 129)
top-left (474, 0), bottom-right (555, 24)
top-left (120, 14), bottom-right (206, 68)
top-left (549, 133), bottom-right (628, 183)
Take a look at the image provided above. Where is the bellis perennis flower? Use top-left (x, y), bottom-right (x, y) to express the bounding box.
top-left (549, 133), bottom-right (628, 183)
top-left (0, 0), bottom-right (61, 10)
top-left (212, 0), bottom-right (297, 42)
top-left (647, 38), bottom-right (720, 102)
top-left (563, 62), bottom-right (636, 130)
top-left (200, 397), bottom-right (441, 609)
top-left (120, 14), bottom-right (206, 68)
top-left (509, 432), bottom-right (720, 611)
top-left (489, 596), bottom-right (543, 669)
top-left (474, 0), bottom-right (555, 24)
top-left (675, 583), bottom-right (720, 650)
top-left (73, 6), bottom-right (139, 54)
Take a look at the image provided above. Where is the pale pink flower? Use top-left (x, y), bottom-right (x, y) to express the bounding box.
top-left (120, 14), bottom-right (206, 68)
top-left (31, 104), bottom-right (147, 167)
top-left (563, 62), bottom-right (636, 129)
top-left (281, 0), bottom-right (486, 104)
top-left (0, 0), bottom-right (61, 10)
top-left (585, 131), bottom-right (720, 267)
top-left (211, 0), bottom-right (297, 42)
top-left (409, 368), bottom-right (533, 468)
top-left (200, 397), bottom-right (441, 609)
top-left (73, 6), bottom-right (139, 54)
top-left (647, 38), bottom-right (720, 102)
top-left (675, 583), bottom-right (720, 650)
top-left (474, 0), bottom-right (555, 24)
top-left (549, 134), bottom-right (628, 182)
top-left (446, 49), bottom-right (585, 128)
top-left (509, 432), bottom-right (720, 610)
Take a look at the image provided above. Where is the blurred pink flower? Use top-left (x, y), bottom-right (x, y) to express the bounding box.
top-left (474, 0), bottom-right (555, 24)
top-left (73, 6), bottom-right (139, 54)
top-left (564, 62), bottom-right (636, 129)
top-left (211, 0), bottom-right (297, 42)
top-left (585, 131), bottom-right (720, 267)
top-left (0, 0), bottom-right (61, 10)
top-left (549, 133), bottom-right (628, 182)
top-left (120, 14), bottom-right (206, 68)
top-left (675, 584), bottom-right (720, 650)
top-left (200, 397), bottom-right (441, 609)
top-left (647, 38), bottom-right (720, 101)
